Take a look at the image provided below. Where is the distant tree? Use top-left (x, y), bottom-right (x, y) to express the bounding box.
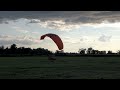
top-left (10, 44), bottom-right (17, 49)
top-left (101, 51), bottom-right (106, 54)
top-left (4, 47), bottom-right (9, 55)
top-left (10, 44), bottom-right (17, 54)
top-left (0, 45), bottom-right (4, 55)
top-left (91, 49), bottom-right (96, 54)
top-left (0, 45), bottom-right (4, 50)
top-left (94, 50), bottom-right (99, 54)
top-left (107, 50), bottom-right (112, 54)
top-left (87, 47), bottom-right (93, 54)
top-left (78, 48), bottom-right (86, 54)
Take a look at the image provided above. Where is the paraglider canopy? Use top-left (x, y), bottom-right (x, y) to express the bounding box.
top-left (40, 33), bottom-right (64, 50)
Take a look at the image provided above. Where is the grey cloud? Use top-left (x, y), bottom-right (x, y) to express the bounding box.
top-left (0, 35), bottom-right (37, 46)
top-left (0, 35), bottom-right (9, 38)
top-left (93, 11), bottom-right (120, 16)
top-left (0, 11), bottom-right (120, 24)
top-left (0, 39), bottom-right (33, 45)
top-left (29, 19), bottom-right (41, 23)
top-left (80, 38), bottom-right (84, 41)
top-left (4, 21), bottom-right (9, 24)
top-left (98, 34), bottom-right (112, 42)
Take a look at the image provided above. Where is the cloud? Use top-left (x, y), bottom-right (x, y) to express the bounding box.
top-left (16, 29), bottom-right (29, 33)
top-left (98, 34), bottom-right (112, 42)
top-left (0, 11), bottom-right (120, 25)
top-left (63, 36), bottom-right (90, 44)
top-left (12, 26), bottom-right (29, 34)
top-left (37, 20), bottom-right (80, 31)
top-left (0, 34), bottom-right (39, 46)
top-left (80, 36), bottom-right (89, 41)
top-left (31, 31), bottom-right (40, 34)
top-left (80, 21), bottom-right (120, 29)
top-left (0, 35), bottom-right (9, 38)
top-left (63, 37), bottom-right (79, 43)
top-left (1, 11), bottom-right (120, 32)
top-left (29, 19), bottom-right (41, 23)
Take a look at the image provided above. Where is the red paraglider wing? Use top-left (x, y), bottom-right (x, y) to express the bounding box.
top-left (40, 33), bottom-right (63, 50)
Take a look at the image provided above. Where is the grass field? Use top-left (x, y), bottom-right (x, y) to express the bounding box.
top-left (0, 56), bottom-right (120, 79)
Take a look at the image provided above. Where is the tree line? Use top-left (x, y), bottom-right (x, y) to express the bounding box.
top-left (55, 47), bottom-right (120, 57)
top-left (0, 44), bottom-right (52, 57)
top-left (0, 44), bottom-right (120, 57)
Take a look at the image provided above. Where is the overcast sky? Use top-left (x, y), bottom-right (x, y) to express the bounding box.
top-left (0, 11), bottom-right (120, 52)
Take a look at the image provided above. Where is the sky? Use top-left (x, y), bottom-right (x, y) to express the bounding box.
top-left (0, 11), bottom-right (120, 53)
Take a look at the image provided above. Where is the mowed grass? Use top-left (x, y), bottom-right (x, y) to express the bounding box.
top-left (0, 56), bottom-right (120, 79)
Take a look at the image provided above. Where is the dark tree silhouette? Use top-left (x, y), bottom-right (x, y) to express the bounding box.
top-left (10, 44), bottom-right (17, 54)
top-left (0, 45), bottom-right (4, 55)
top-left (87, 47), bottom-right (93, 54)
top-left (0, 44), bottom-right (119, 57)
top-left (107, 50), bottom-right (112, 54)
top-left (78, 48), bottom-right (86, 55)
top-left (0, 44), bottom-right (53, 57)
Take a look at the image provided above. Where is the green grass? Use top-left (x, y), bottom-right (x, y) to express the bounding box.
top-left (0, 56), bottom-right (120, 79)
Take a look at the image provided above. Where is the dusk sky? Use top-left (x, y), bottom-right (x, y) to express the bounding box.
top-left (0, 11), bottom-right (120, 53)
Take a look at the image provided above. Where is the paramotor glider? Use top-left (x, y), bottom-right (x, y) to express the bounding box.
top-left (40, 33), bottom-right (63, 50)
